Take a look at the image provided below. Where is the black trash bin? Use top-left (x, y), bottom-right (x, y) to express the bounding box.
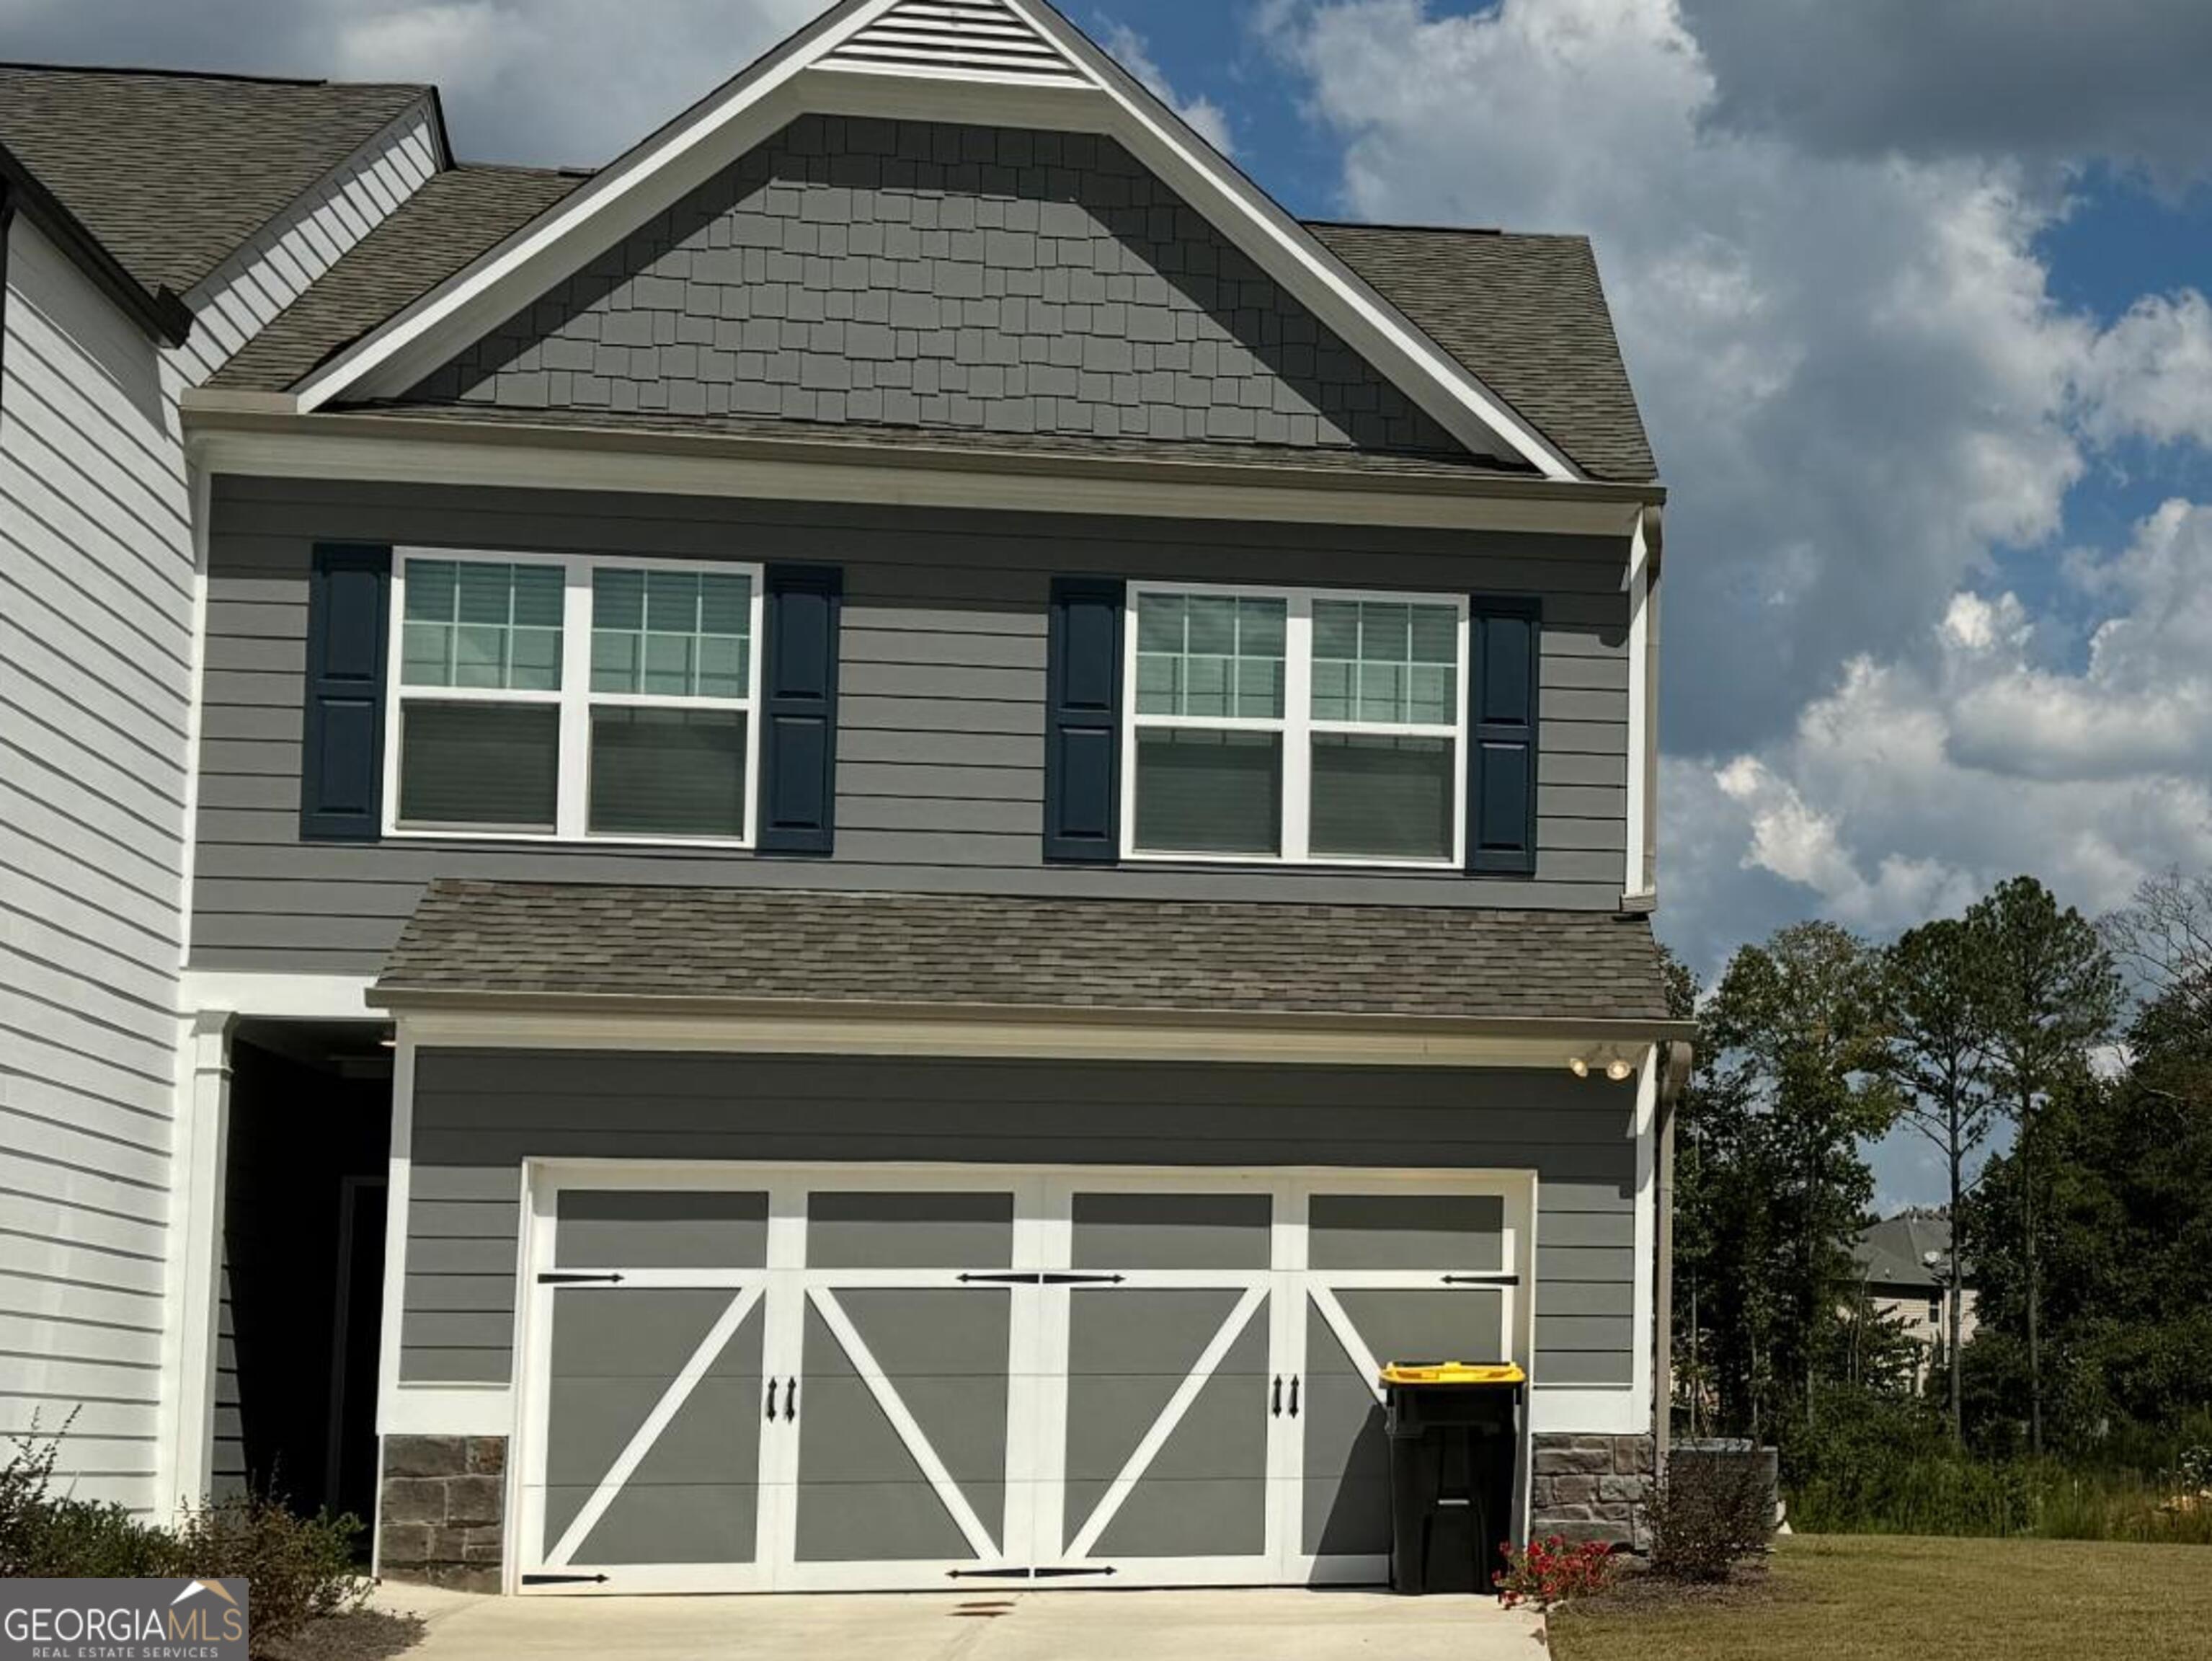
top-left (1382, 1362), bottom-right (1526, 1595)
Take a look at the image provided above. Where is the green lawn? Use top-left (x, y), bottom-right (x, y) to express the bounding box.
top-left (1548, 1534), bottom-right (2212, 1661)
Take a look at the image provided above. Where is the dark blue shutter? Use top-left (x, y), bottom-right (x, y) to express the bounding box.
top-left (1467, 598), bottom-right (1540, 876)
top-left (298, 543), bottom-right (391, 842)
top-left (758, 563), bottom-right (842, 855)
top-left (1044, 576), bottom-right (1125, 863)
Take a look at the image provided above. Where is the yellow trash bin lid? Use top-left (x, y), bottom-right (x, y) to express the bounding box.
top-left (1379, 1362), bottom-right (1526, 1386)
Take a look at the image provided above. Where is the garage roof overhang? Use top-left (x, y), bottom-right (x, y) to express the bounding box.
top-left (370, 880), bottom-right (1693, 1068)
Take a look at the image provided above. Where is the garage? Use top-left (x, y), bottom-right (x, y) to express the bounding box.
top-left (509, 1165), bottom-right (1534, 1595)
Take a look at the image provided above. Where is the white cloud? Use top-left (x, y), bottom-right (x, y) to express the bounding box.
top-left (1098, 21), bottom-right (1235, 155)
top-left (0, 0), bottom-right (825, 163)
top-left (1261, 0), bottom-right (2212, 948)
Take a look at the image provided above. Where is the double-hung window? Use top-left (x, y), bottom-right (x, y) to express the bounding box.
top-left (387, 550), bottom-right (763, 844)
top-left (1124, 583), bottom-right (1467, 866)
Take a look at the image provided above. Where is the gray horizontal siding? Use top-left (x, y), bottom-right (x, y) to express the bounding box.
top-left (401, 1053), bottom-right (1638, 1387)
top-left (192, 475), bottom-right (1633, 973)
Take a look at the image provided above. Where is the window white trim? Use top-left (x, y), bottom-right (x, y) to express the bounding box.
top-left (381, 547), bottom-right (765, 849)
top-left (1119, 580), bottom-right (1469, 870)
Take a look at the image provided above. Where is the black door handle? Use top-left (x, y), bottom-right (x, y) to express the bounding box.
top-left (1271, 1376), bottom-right (1283, 1417)
top-left (784, 1376), bottom-right (799, 1422)
top-left (765, 1379), bottom-right (778, 1422)
top-left (1288, 1375), bottom-right (1300, 1417)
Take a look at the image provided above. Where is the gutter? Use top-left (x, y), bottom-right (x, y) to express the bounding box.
top-left (180, 389), bottom-right (1669, 510)
top-left (0, 138), bottom-right (193, 347)
top-left (365, 983), bottom-right (1700, 1040)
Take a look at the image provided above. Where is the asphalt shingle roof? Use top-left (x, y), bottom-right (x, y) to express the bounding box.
top-left (0, 63), bottom-right (429, 296)
top-left (214, 165), bottom-right (588, 391)
top-left (208, 166), bottom-right (1656, 484)
top-left (373, 880), bottom-right (1679, 1025)
top-left (1853, 1215), bottom-right (1964, 1290)
top-left (1308, 223), bottom-right (1657, 483)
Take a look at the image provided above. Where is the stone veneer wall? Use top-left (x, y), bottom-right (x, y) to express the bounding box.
top-left (379, 1435), bottom-right (507, 1592)
top-left (1529, 1432), bottom-right (1653, 1549)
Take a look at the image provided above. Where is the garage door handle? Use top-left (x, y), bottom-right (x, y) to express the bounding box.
top-left (765, 1379), bottom-right (778, 1422)
top-left (1271, 1376), bottom-right (1283, 1417)
top-left (784, 1377), bottom-right (799, 1422)
top-left (1289, 1376), bottom-right (1300, 1418)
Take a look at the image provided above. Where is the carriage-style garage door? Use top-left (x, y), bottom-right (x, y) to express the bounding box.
top-left (511, 1166), bottom-right (1532, 1594)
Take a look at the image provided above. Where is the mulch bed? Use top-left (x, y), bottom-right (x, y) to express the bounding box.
top-left (258, 1609), bottom-right (427, 1661)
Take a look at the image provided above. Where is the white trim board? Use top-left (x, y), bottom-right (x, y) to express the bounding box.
top-left (285, 0), bottom-right (1580, 480)
top-left (185, 416), bottom-right (1650, 536)
top-left (181, 970), bottom-right (380, 1022)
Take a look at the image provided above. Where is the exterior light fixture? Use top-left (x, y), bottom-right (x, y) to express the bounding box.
top-left (1567, 1056), bottom-right (1590, 1078)
top-left (1604, 1058), bottom-right (1635, 1082)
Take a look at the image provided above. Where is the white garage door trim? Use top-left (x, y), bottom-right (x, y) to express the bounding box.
top-left (509, 1161), bottom-right (1537, 1595)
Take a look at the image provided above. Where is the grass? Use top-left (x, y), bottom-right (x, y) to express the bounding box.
top-left (1548, 1534), bottom-right (2212, 1661)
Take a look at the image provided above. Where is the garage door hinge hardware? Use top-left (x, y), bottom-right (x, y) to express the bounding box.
top-left (956, 1272), bottom-right (1039, 1285)
top-left (536, 1272), bottom-right (626, 1285)
top-left (1041, 1273), bottom-right (1126, 1285)
top-left (951, 1272), bottom-right (1129, 1285)
top-left (1441, 1274), bottom-right (1519, 1286)
top-left (1033, 1567), bottom-right (1117, 1578)
top-left (521, 1574), bottom-right (608, 1585)
top-left (947, 1567), bottom-right (1118, 1580)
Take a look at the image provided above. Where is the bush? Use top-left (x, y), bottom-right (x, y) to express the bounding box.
top-left (1, 1422), bottom-right (173, 1579)
top-left (1493, 1534), bottom-right (1617, 1611)
top-left (2, 1426), bottom-right (370, 1658)
top-left (1649, 1448), bottom-right (1772, 1581)
top-left (169, 1494), bottom-right (371, 1654)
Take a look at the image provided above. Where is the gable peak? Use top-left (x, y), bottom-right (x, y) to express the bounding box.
top-left (821, 0), bottom-right (1091, 87)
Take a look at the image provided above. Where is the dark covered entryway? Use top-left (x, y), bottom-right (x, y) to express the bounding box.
top-left (216, 1019), bottom-right (392, 1531)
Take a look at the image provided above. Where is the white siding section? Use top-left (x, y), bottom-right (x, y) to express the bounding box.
top-left (0, 214), bottom-right (191, 1510)
top-left (0, 101), bottom-right (437, 1512)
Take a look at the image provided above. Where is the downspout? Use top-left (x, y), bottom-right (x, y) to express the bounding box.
top-left (1653, 1037), bottom-right (1692, 1468)
top-left (1640, 503), bottom-right (1664, 900)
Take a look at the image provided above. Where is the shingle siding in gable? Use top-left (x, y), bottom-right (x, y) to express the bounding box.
top-left (407, 115), bottom-right (1467, 457)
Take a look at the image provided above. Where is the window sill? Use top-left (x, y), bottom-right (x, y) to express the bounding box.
top-left (381, 825), bottom-right (756, 853)
top-left (1120, 849), bottom-right (1463, 873)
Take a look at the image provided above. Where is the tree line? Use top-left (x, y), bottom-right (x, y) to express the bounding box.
top-left (1670, 869), bottom-right (2212, 1466)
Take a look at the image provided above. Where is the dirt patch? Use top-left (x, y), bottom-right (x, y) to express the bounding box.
top-left (1567, 1559), bottom-right (1783, 1616)
top-left (259, 1609), bottom-right (427, 1661)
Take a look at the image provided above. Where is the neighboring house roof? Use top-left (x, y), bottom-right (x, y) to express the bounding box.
top-left (1307, 224), bottom-right (1655, 484)
top-left (209, 161), bottom-right (1652, 482)
top-left (0, 63), bottom-right (430, 298)
top-left (372, 880), bottom-right (1683, 1025)
top-left (1854, 1215), bottom-right (1966, 1291)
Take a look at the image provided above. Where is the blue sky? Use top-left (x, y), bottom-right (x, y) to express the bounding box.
top-left (8, 0), bottom-right (2208, 1210)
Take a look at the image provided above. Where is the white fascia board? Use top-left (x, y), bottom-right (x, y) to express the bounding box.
top-left (187, 415), bottom-right (1648, 536)
top-left (390, 1004), bottom-right (1679, 1072)
top-left (293, 0), bottom-right (1581, 482)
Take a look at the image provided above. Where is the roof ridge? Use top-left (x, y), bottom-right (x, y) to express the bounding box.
top-left (0, 59), bottom-right (426, 92)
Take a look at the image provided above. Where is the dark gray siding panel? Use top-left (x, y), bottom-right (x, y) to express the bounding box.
top-left (412, 115), bottom-right (1467, 460)
top-left (191, 476), bottom-right (1632, 972)
top-left (400, 1053), bottom-right (1638, 1388)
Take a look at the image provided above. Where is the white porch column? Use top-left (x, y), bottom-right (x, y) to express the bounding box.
top-left (155, 1009), bottom-right (236, 1518)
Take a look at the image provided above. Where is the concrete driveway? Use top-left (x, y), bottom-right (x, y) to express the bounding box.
top-left (373, 1582), bottom-right (1548, 1660)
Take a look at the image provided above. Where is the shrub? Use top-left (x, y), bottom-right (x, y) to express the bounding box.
top-left (1, 1422), bottom-right (173, 1580)
top-left (1493, 1535), bottom-right (1617, 1611)
top-left (2, 1426), bottom-right (370, 1658)
top-left (1649, 1448), bottom-right (1772, 1581)
top-left (169, 1494), bottom-right (371, 1656)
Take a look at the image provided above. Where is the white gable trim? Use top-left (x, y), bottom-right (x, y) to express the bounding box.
top-left (290, 0), bottom-right (1584, 482)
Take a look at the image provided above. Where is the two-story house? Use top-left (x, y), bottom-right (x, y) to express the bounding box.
top-left (1, 0), bottom-right (1689, 1598)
